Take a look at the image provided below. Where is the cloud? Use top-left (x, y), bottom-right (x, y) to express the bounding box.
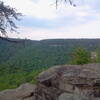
top-left (2, 0), bottom-right (100, 40)
top-left (3, 0), bottom-right (96, 19)
top-left (8, 18), bottom-right (100, 40)
top-left (3, 0), bottom-right (58, 19)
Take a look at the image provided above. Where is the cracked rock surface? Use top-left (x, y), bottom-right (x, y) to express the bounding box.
top-left (36, 64), bottom-right (100, 100)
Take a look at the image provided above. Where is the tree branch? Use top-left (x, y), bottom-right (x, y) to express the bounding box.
top-left (0, 36), bottom-right (25, 43)
top-left (56, 0), bottom-right (76, 7)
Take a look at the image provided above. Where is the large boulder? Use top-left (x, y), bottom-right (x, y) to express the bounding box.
top-left (0, 83), bottom-right (36, 100)
top-left (35, 64), bottom-right (100, 100)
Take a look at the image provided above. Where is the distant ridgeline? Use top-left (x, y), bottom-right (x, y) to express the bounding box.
top-left (0, 38), bottom-right (100, 90)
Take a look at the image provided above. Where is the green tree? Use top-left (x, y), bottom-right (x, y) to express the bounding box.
top-left (96, 50), bottom-right (100, 63)
top-left (71, 47), bottom-right (91, 65)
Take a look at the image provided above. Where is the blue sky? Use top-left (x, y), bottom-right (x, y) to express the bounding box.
top-left (2, 0), bottom-right (100, 40)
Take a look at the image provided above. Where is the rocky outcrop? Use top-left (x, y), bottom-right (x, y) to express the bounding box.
top-left (1, 64), bottom-right (100, 100)
top-left (35, 64), bottom-right (100, 100)
top-left (0, 83), bottom-right (36, 100)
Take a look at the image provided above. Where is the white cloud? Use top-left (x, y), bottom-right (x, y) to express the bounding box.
top-left (2, 0), bottom-right (100, 39)
top-left (8, 18), bottom-right (100, 40)
top-left (3, 0), bottom-right (94, 19)
top-left (3, 0), bottom-right (58, 19)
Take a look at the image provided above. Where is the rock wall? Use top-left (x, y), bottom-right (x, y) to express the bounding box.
top-left (1, 64), bottom-right (100, 100)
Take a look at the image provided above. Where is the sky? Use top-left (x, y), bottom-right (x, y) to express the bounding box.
top-left (2, 0), bottom-right (100, 40)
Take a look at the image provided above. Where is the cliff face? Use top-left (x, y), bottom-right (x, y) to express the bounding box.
top-left (1, 64), bottom-right (100, 100)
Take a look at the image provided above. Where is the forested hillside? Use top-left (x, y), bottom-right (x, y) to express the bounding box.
top-left (0, 38), bottom-right (100, 90)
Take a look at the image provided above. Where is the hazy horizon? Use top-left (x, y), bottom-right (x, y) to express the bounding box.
top-left (5, 37), bottom-right (100, 41)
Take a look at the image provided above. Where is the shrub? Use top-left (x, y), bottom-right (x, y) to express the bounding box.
top-left (71, 47), bottom-right (91, 65)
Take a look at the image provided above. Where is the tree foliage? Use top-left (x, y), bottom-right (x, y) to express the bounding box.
top-left (95, 50), bottom-right (100, 63)
top-left (0, 1), bottom-right (22, 40)
top-left (71, 47), bottom-right (91, 65)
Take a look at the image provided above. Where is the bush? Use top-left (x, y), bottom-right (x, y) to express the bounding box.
top-left (96, 50), bottom-right (100, 63)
